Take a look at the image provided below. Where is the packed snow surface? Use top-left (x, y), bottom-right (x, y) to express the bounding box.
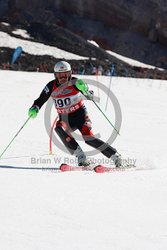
top-left (0, 70), bottom-right (167, 250)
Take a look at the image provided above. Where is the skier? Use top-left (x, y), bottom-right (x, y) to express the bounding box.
top-left (28, 61), bottom-right (122, 167)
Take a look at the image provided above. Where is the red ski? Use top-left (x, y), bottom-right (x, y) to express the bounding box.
top-left (94, 165), bottom-right (131, 173)
top-left (60, 164), bottom-right (92, 172)
top-left (60, 164), bottom-right (136, 173)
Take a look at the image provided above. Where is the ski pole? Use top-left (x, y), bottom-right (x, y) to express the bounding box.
top-left (75, 80), bottom-right (120, 135)
top-left (0, 117), bottom-right (31, 159)
top-left (91, 99), bottom-right (120, 135)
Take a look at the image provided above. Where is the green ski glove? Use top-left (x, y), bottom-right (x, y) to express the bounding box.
top-left (75, 79), bottom-right (94, 100)
top-left (75, 79), bottom-right (89, 96)
top-left (28, 106), bottom-right (39, 118)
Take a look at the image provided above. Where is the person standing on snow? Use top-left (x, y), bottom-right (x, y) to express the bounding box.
top-left (28, 61), bottom-right (122, 167)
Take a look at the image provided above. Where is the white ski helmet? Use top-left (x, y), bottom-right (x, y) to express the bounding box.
top-left (54, 61), bottom-right (71, 73)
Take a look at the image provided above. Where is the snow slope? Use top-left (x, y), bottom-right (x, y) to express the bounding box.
top-left (1, 27), bottom-right (159, 67)
top-left (0, 31), bottom-right (88, 60)
top-left (0, 70), bottom-right (167, 250)
top-left (88, 39), bottom-right (159, 69)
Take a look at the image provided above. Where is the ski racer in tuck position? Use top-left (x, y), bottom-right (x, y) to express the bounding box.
top-left (28, 61), bottom-right (122, 167)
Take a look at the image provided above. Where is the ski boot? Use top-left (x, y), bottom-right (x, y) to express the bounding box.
top-left (111, 153), bottom-right (122, 168)
top-left (74, 146), bottom-right (90, 166)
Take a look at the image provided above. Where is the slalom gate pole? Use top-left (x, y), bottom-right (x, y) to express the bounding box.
top-left (95, 69), bottom-right (100, 102)
top-left (105, 64), bottom-right (115, 111)
top-left (49, 116), bottom-right (58, 155)
top-left (0, 117), bottom-right (31, 159)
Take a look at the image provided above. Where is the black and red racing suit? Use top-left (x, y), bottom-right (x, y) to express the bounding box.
top-left (31, 77), bottom-right (117, 157)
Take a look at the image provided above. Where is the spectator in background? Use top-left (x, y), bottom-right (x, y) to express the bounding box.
top-left (105, 69), bottom-right (111, 76)
top-left (80, 64), bottom-right (85, 75)
top-left (91, 66), bottom-right (97, 75)
top-left (98, 65), bottom-right (103, 75)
